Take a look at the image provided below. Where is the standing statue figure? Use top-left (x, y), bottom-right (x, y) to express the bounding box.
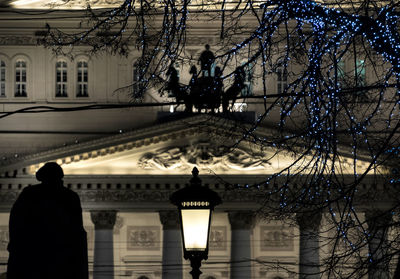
top-left (166, 65), bottom-right (180, 96)
top-left (198, 44), bottom-right (215, 77)
top-left (189, 65), bottom-right (198, 87)
top-left (7, 162), bottom-right (88, 279)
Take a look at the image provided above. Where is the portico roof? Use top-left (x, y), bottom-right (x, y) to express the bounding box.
top-left (0, 114), bottom-right (394, 211)
top-left (0, 113), bottom-right (375, 177)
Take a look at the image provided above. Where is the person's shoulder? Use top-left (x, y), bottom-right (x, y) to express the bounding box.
top-left (20, 183), bottom-right (42, 194)
top-left (61, 186), bottom-right (81, 200)
top-left (14, 184), bottom-right (44, 202)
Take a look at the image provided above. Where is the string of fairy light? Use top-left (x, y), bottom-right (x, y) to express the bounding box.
top-left (3, 0), bottom-right (399, 275)
top-left (44, 0), bottom-right (400, 264)
top-left (212, 0), bottom-right (400, 273)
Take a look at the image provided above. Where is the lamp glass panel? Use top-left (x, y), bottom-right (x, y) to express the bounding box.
top-left (181, 209), bottom-right (210, 250)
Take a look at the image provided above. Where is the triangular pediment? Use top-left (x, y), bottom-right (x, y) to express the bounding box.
top-left (0, 114), bottom-right (376, 177)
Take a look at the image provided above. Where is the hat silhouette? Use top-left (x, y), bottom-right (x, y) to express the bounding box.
top-left (35, 162), bottom-right (64, 182)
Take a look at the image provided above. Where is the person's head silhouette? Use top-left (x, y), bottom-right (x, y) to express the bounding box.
top-left (36, 162), bottom-right (64, 183)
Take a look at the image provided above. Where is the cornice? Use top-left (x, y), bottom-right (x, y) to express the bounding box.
top-left (0, 174), bottom-right (397, 212)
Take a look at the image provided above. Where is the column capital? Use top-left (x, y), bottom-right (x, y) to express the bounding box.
top-left (159, 210), bottom-right (180, 230)
top-left (296, 211), bottom-right (322, 231)
top-left (228, 211), bottom-right (256, 230)
top-left (90, 210), bottom-right (117, 230)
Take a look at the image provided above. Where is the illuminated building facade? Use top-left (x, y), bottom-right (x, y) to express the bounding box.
top-left (0, 1), bottom-right (396, 279)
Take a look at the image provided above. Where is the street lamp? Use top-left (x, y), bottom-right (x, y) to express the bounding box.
top-left (170, 167), bottom-right (222, 279)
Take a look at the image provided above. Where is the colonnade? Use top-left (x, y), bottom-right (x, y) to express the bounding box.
top-left (90, 210), bottom-right (391, 279)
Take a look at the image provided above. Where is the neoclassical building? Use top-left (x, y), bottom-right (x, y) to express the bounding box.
top-left (0, 1), bottom-right (396, 279)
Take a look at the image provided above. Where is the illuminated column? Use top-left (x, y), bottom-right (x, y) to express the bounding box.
top-left (228, 211), bottom-right (255, 279)
top-left (91, 210), bottom-right (117, 279)
top-left (296, 211), bottom-right (322, 279)
top-left (366, 210), bottom-right (391, 279)
top-left (159, 211), bottom-right (183, 279)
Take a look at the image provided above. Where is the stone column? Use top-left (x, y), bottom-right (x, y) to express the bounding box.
top-left (159, 211), bottom-right (183, 279)
top-left (228, 211), bottom-right (255, 279)
top-left (91, 210), bottom-right (117, 279)
top-left (296, 211), bottom-right (322, 279)
top-left (365, 210), bottom-right (391, 279)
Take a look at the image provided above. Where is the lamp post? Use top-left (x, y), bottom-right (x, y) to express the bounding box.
top-left (170, 167), bottom-right (222, 279)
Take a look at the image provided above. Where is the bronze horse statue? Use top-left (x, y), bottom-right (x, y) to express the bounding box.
top-left (164, 64), bottom-right (246, 113)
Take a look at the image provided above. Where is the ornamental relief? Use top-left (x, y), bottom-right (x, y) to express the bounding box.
top-left (47, 0), bottom-right (124, 8)
top-left (138, 143), bottom-right (271, 172)
top-left (127, 226), bottom-right (160, 251)
top-left (0, 36), bottom-right (37, 45)
top-left (78, 190), bottom-right (170, 202)
top-left (0, 226), bottom-right (8, 251)
top-left (260, 226), bottom-right (294, 252)
top-left (209, 226), bottom-right (227, 251)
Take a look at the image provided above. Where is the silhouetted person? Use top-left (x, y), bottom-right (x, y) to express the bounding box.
top-left (7, 162), bottom-right (88, 279)
top-left (189, 65), bottom-right (198, 87)
top-left (198, 44), bottom-right (215, 77)
top-left (186, 65), bottom-right (199, 112)
top-left (166, 65), bottom-right (182, 98)
top-left (166, 65), bottom-right (179, 92)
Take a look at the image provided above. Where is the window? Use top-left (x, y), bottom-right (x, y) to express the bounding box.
top-left (354, 59), bottom-right (367, 99)
top-left (241, 62), bottom-right (253, 97)
top-left (355, 59), bottom-right (366, 88)
top-left (15, 60), bottom-right (27, 97)
top-left (0, 61), bottom-right (5, 97)
top-left (337, 60), bottom-right (366, 88)
top-left (276, 66), bottom-right (288, 94)
top-left (137, 276), bottom-right (149, 279)
top-left (337, 60), bottom-right (346, 88)
top-left (77, 61), bottom-right (88, 97)
top-left (133, 62), bottom-right (146, 97)
top-left (56, 61), bottom-right (68, 97)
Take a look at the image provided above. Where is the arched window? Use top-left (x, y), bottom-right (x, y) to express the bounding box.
top-left (77, 60), bottom-right (88, 97)
top-left (276, 65), bottom-right (288, 94)
top-left (205, 277), bottom-right (217, 279)
top-left (15, 60), bottom-right (27, 97)
top-left (133, 62), bottom-right (143, 96)
top-left (56, 61), bottom-right (68, 97)
top-left (0, 61), bottom-right (5, 97)
top-left (137, 276), bottom-right (149, 279)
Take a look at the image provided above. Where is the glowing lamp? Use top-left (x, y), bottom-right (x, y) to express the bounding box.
top-left (170, 167), bottom-right (222, 279)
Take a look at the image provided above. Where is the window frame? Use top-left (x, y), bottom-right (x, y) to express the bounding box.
top-left (241, 61), bottom-right (254, 97)
top-left (55, 60), bottom-right (68, 97)
top-left (132, 61), bottom-right (144, 97)
top-left (76, 60), bottom-right (89, 97)
top-left (14, 59), bottom-right (27, 97)
top-left (0, 60), bottom-right (6, 97)
top-left (276, 65), bottom-right (288, 95)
